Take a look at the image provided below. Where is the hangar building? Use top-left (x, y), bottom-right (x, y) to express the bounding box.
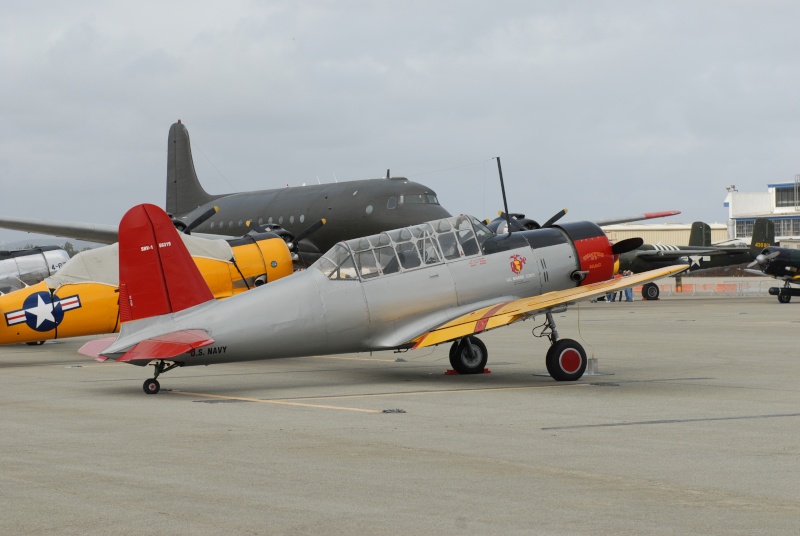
top-left (723, 180), bottom-right (800, 246)
top-left (602, 223), bottom-right (728, 247)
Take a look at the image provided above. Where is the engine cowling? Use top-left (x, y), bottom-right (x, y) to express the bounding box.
top-left (554, 221), bottom-right (615, 285)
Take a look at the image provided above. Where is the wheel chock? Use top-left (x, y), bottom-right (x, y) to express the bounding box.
top-left (445, 368), bottom-right (491, 375)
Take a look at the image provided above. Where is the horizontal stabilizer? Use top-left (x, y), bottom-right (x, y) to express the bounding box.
top-left (78, 337), bottom-right (117, 361)
top-left (115, 329), bottom-right (214, 363)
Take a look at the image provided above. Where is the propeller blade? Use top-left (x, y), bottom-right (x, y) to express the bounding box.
top-left (748, 250), bottom-right (779, 268)
top-left (542, 208), bottom-right (568, 228)
top-left (293, 218), bottom-right (326, 244)
top-left (497, 212), bottom-right (539, 231)
top-left (611, 237), bottom-right (644, 255)
top-left (183, 206), bottom-right (219, 234)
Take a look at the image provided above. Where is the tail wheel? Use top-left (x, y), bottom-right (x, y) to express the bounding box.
top-left (642, 283), bottom-right (660, 300)
top-left (545, 338), bottom-right (587, 381)
top-left (143, 378), bottom-right (160, 394)
top-left (449, 337), bottom-right (488, 374)
top-left (778, 292), bottom-right (791, 304)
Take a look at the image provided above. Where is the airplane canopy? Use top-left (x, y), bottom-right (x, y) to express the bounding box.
top-left (311, 215), bottom-right (493, 281)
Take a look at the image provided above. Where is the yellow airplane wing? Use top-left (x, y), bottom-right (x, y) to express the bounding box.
top-left (411, 264), bottom-right (688, 349)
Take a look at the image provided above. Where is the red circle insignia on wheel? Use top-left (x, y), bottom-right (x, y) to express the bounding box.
top-left (559, 349), bottom-right (582, 374)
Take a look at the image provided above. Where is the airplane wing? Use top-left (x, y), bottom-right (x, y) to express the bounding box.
top-left (79, 329), bottom-right (214, 363)
top-left (594, 210), bottom-right (681, 226)
top-left (633, 248), bottom-right (718, 260)
top-left (410, 265), bottom-right (687, 349)
top-left (0, 216), bottom-right (117, 244)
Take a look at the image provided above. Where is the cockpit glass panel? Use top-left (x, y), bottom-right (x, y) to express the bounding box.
top-left (435, 219), bottom-right (452, 233)
top-left (417, 237), bottom-right (442, 265)
top-left (355, 250), bottom-right (379, 279)
top-left (470, 217), bottom-right (493, 248)
top-left (329, 256), bottom-right (358, 280)
top-left (387, 197), bottom-right (397, 209)
top-left (313, 244), bottom-right (358, 281)
top-left (427, 195), bottom-right (438, 205)
top-left (457, 229), bottom-right (480, 257)
top-left (315, 257), bottom-right (338, 278)
top-left (388, 228), bottom-right (412, 242)
top-left (438, 232), bottom-right (461, 260)
top-left (404, 194), bottom-right (425, 204)
top-left (408, 223), bottom-right (434, 239)
top-left (351, 237), bottom-right (372, 252)
top-left (395, 242), bottom-right (421, 269)
top-left (323, 244), bottom-right (351, 266)
top-left (375, 246), bottom-right (399, 275)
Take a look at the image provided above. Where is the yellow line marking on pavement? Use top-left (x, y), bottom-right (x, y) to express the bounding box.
top-left (169, 390), bottom-right (381, 413)
top-left (291, 382), bottom-right (590, 401)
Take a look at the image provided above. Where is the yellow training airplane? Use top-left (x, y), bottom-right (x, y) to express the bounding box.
top-left (1, 231), bottom-right (293, 345)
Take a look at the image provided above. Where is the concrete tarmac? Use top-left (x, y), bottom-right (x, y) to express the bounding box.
top-left (2, 294), bottom-right (799, 535)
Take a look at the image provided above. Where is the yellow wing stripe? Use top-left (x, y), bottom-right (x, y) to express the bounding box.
top-left (411, 264), bottom-right (687, 349)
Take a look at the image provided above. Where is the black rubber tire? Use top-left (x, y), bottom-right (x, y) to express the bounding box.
top-left (25, 341), bottom-right (45, 346)
top-left (143, 378), bottom-right (160, 394)
top-left (778, 292), bottom-right (791, 304)
top-left (642, 282), bottom-right (660, 300)
top-left (545, 338), bottom-right (587, 381)
top-left (449, 337), bottom-right (488, 374)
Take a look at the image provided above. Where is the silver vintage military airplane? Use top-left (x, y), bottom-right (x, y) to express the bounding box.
top-left (0, 246), bottom-right (70, 294)
top-left (79, 203), bottom-right (686, 394)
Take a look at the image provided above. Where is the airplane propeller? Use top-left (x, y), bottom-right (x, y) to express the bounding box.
top-left (611, 237), bottom-right (644, 255)
top-left (171, 206), bottom-right (219, 235)
top-left (541, 208), bottom-right (568, 229)
top-left (488, 209), bottom-right (568, 234)
top-left (747, 250), bottom-right (780, 269)
top-left (250, 218), bottom-right (327, 265)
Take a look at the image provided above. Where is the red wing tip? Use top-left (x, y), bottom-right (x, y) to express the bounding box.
top-left (642, 210), bottom-right (681, 218)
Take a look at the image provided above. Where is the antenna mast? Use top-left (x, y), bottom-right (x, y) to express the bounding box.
top-left (495, 157), bottom-right (512, 235)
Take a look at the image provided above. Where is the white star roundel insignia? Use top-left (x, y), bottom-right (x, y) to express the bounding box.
top-left (4, 291), bottom-right (82, 332)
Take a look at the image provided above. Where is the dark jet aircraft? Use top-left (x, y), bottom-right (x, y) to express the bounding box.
top-left (617, 218), bottom-right (775, 300)
top-left (0, 121), bottom-right (451, 264)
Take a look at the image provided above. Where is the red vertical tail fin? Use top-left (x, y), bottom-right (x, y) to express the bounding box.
top-left (118, 203), bottom-right (214, 322)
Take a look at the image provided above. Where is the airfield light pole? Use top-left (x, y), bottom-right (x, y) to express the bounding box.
top-left (495, 157), bottom-right (512, 236)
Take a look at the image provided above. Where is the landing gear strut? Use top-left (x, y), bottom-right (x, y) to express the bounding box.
top-left (143, 360), bottom-right (180, 394)
top-left (779, 281), bottom-right (792, 304)
top-left (536, 312), bottom-right (588, 381)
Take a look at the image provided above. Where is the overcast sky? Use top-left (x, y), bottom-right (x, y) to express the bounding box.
top-left (2, 1), bottom-right (799, 246)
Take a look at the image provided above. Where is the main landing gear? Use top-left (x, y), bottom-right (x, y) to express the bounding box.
top-left (447, 311), bottom-right (588, 381)
top-left (143, 360), bottom-right (180, 394)
top-left (449, 336), bottom-right (488, 374)
top-left (641, 282), bottom-right (660, 300)
top-left (536, 311), bottom-right (588, 381)
top-left (768, 282), bottom-right (800, 304)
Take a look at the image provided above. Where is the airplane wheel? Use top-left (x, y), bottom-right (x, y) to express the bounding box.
top-left (143, 378), bottom-right (160, 394)
top-left (642, 282), bottom-right (660, 300)
top-left (25, 341), bottom-right (45, 346)
top-left (545, 338), bottom-right (587, 381)
top-left (778, 292), bottom-right (791, 304)
top-left (449, 337), bottom-right (488, 374)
